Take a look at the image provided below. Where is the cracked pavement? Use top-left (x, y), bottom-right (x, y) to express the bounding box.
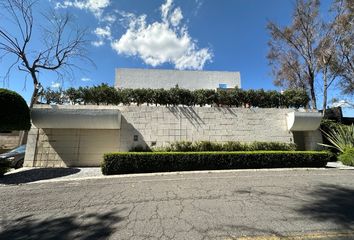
top-left (1, 169), bottom-right (354, 239)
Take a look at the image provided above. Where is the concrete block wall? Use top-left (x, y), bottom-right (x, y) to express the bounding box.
top-left (25, 106), bottom-right (310, 167)
top-left (0, 131), bottom-right (20, 152)
top-left (118, 106), bottom-right (294, 151)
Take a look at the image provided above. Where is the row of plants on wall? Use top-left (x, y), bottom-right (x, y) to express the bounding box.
top-left (40, 84), bottom-right (309, 108)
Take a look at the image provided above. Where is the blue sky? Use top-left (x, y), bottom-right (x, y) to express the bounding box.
top-left (1, 0), bottom-right (351, 114)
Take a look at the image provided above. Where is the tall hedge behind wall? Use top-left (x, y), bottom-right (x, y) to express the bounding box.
top-left (40, 84), bottom-right (310, 109)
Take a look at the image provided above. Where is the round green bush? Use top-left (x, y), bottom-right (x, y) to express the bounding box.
top-left (0, 88), bottom-right (31, 131)
top-left (339, 148), bottom-right (354, 166)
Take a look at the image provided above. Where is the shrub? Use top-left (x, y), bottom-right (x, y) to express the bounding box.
top-left (320, 124), bottom-right (354, 153)
top-left (338, 148), bottom-right (354, 166)
top-left (101, 151), bottom-right (332, 175)
top-left (0, 88), bottom-right (31, 131)
top-left (42, 85), bottom-right (310, 109)
top-left (153, 141), bottom-right (297, 152)
top-left (129, 145), bottom-right (152, 152)
top-left (0, 159), bottom-right (11, 177)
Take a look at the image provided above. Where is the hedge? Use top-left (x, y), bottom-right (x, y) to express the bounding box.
top-left (152, 141), bottom-right (297, 152)
top-left (40, 84), bottom-right (309, 109)
top-left (101, 151), bottom-right (332, 175)
top-left (0, 88), bottom-right (31, 131)
top-left (0, 159), bottom-right (11, 177)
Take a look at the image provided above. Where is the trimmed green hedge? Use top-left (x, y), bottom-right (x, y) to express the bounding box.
top-left (0, 88), bottom-right (31, 131)
top-left (153, 141), bottom-right (297, 152)
top-left (0, 159), bottom-right (11, 177)
top-left (101, 151), bottom-right (332, 175)
top-left (41, 84), bottom-right (309, 109)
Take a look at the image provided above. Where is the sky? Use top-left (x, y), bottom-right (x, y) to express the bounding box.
top-left (1, 0), bottom-right (352, 115)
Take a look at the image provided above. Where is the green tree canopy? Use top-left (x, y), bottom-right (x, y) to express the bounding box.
top-left (0, 88), bottom-right (31, 131)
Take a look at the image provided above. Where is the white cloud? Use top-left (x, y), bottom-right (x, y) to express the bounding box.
top-left (92, 40), bottom-right (104, 47)
top-left (51, 82), bottom-right (61, 88)
top-left (94, 26), bottom-right (111, 38)
top-left (161, 0), bottom-right (173, 22)
top-left (81, 77), bottom-right (92, 82)
top-left (111, 0), bottom-right (212, 70)
top-left (92, 26), bottom-right (111, 46)
top-left (170, 8), bottom-right (183, 27)
top-left (55, 0), bottom-right (110, 17)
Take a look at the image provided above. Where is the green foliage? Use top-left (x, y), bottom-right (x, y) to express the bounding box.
top-left (320, 124), bottom-right (354, 153)
top-left (129, 145), bottom-right (152, 152)
top-left (40, 87), bottom-right (64, 104)
top-left (0, 88), bottom-right (31, 131)
top-left (154, 141), bottom-right (297, 152)
top-left (338, 148), bottom-right (354, 166)
top-left (0, 159), bottom-right (11, 177)
top-left (101, 151), bottom-right (332, 175)
top-left (39, 85), bottom-right (309, 109)
top-left (282, 89), bottom-right (310, 109)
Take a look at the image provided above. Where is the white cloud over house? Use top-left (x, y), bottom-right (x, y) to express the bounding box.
top-left (55, 0), bottom-right (110, 17)
top-left (54, 0), bottom-right (212, 70)
top-left (111, 0), bottom-right (212, 70)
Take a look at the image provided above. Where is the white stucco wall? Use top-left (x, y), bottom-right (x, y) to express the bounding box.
top-left (115, 68), bottom-right (241, 90)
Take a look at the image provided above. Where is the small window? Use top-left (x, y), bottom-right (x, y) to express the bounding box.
top-left (133, 135), bottom-right (138, 142)
top-left (219, 83), bottom-right (228, 89)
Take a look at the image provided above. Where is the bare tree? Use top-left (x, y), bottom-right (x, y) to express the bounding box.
top-left (0, 0), bottom-right (90, 108)
top-left (331, 0), bottom-right (354, 94)
top-left (268, 0), bottom-right (353, 113)
top-left (268, 0), bottom-right (321, 110)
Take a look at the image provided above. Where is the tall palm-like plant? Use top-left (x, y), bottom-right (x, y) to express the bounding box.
top-left (320, 124), bottom-right (354, 153)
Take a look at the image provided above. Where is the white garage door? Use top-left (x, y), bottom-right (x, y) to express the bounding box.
top-left (37, 129), bottom-right (120, 167)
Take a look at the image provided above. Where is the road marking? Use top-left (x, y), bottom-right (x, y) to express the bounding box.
top-left (231, 231), bottom-right (354, 240)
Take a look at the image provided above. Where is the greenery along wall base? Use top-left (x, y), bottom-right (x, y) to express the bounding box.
top-left (102, 151), bottom-right (332, 175)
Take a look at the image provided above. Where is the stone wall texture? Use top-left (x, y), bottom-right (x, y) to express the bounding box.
top-left (0, 131), bottom-right (20, 153)
top-left (24, 106), bottom-right (318, 167)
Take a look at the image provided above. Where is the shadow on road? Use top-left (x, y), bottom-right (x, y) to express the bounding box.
top-left (0, 168), bottom-right (81, 185)
top-left (298, 184), bottom-right (354, 229)
top-left (0, 210), bottom-right (124, 240)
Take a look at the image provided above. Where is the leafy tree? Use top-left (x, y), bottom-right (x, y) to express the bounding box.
top-left (0, 88), bottom-right (30, 131)
top-left (267, 0), bottom-right (321, 109)
top-left (331, 0), bottom-right (354, 94)
top-left (40, 87), bottom-right (65, 104)
top-left (268, 0), bottom-right (354, 112)
top-left (65, 87), bottom-right (83, 105)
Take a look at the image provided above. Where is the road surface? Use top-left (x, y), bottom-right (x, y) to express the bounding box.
top-left (1, 169), bottom-right (354, 239)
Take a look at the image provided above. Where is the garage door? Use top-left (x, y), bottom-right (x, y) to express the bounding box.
top-left (36, 129), bottom-right (120, 167)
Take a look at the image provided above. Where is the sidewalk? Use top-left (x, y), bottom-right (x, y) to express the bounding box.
top-left (1, 161), bottom-right (353, 185)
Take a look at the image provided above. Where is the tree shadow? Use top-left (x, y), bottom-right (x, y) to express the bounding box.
top-left (0, 209), bottom-right (124, 240)
top-left (297, 184), bottom-right (354, 229)
top-left (0, 168), bottom-right (81, 185)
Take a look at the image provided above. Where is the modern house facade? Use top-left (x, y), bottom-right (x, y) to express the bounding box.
top-left (23, 68), bottom-right (323, 167)
top-left (115, 68), bottom-right (241, 90)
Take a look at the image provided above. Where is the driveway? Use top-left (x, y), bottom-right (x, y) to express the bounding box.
top-left (0, 169), bottom-right (354, 239)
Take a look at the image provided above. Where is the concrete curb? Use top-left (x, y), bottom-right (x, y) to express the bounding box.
top-left (3, 162), bottom-right (353, 185)
top-left (4, 167), bottom-right (334, 185)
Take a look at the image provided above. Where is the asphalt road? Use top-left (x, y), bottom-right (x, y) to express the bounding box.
top-left (1, 169), bottom-right (354, 240)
